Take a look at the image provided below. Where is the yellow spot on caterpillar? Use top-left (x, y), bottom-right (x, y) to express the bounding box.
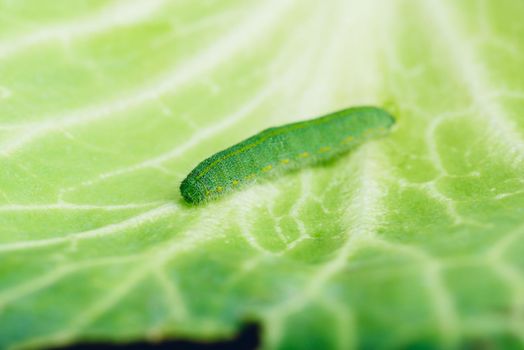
top-left (298, 152), bottom-right (310, 158)
top-left (232, 179), bottom-right (239, 186)
top-left (280, 159), bottom-right (290, 164)
top-left (205, 190), bottom-right (211, 196)
top-left (342, 136), bottom-right (354, 144)
top-left (245, 174), bottom-right (256, 180)
top-left (318, 146), bottom-right (331, 153)
top-left (262, 165), bottom-right (273, 172)
top-left (216, 186), bottom-right (223, 192)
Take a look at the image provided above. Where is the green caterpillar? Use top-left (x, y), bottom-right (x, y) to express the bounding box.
top-left (180, 106), bottom-right (395, 204)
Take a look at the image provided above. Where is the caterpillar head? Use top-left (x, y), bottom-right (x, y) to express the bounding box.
top-left (179, 176), bottom-right (206, 204)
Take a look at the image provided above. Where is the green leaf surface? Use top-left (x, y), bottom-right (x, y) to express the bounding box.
top-left (1, 0), bottom-right (524, 349)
